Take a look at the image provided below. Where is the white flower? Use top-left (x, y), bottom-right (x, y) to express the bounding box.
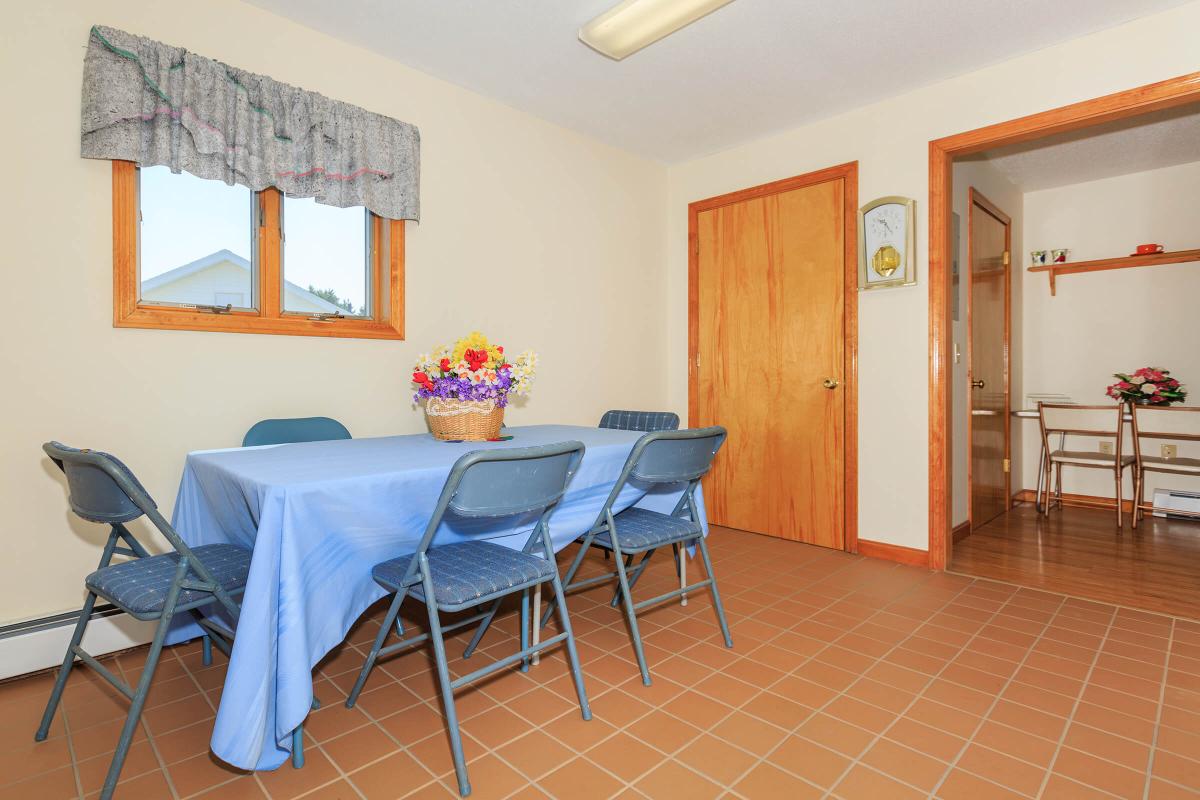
top-left (1130, 376), bottom-right (1145, 385)
top-left (1142, 383), bottom-right (1158, 394)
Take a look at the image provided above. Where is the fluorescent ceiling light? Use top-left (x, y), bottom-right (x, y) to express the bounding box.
top-left (579, 0), bottom-right (735, 61)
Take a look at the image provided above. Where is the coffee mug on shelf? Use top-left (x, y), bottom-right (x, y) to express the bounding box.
top-left (1051, 249), bottom-right (1069, 264)
top-left (1135, 243), bottom-right (1165, 255)
top-left (1030, 250), bottom-right (1048, 266)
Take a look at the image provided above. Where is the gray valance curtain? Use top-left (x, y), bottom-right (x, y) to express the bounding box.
top-left (81, 25), bottom-right (420, 221)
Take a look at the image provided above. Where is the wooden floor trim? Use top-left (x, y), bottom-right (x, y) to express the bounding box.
top-left (857, 539), bottom-right (930, 568)
top-left (951, 521), bottom-right (971, 543)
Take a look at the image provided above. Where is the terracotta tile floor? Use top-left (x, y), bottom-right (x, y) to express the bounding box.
top-left (3, 526), bottom-right (1200, 799)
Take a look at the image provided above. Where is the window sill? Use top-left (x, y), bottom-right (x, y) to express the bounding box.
top-left (115, 305), bottom-right (404, 340)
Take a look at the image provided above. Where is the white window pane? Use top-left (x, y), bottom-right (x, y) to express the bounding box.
top-left (139, 166), bottom-right (253, 308)
top-left (282, 197), bottom-right (369, 317)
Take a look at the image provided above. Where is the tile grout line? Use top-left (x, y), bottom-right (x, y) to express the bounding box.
top-left (59, 694), bottom-right (87, 799)
top-left (715, 566), bottom-right (985, 799)
top-left (1031, 602), bottom-right (1120, 799)
top-left (925, 593), bottom-right (1068, 798)
top-left (1141, 616), bottom-right (1176, 800)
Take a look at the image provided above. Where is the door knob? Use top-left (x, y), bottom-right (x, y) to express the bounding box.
top-left (822, 378), bottom-right (839, 389)
top-left (971, 379), bottom-right (986, 389)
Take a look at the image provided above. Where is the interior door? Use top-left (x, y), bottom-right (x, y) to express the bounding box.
top-left (693, 173), bottom-right (847, 548)
top-left (968, 189), bottom-right (1011, 529)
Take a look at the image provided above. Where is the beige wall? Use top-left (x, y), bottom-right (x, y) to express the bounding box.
top-left (950, 161), bottom-right (1025, 527)
top-left (666, 1), bottom-right (1200, 550)
top-left (0, 0), bottom-right (668, 623)
top-left (1018, 161), bottom-right (1200, 500)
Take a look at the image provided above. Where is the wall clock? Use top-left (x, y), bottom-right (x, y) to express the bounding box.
top-left (858, 196), bottom-right (916, 290)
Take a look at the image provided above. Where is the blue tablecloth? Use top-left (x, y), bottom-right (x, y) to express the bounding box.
top-left (169, 424), bottom-right (706, 771)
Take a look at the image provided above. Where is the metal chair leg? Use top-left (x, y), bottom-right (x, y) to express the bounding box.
top-left (423, 576), bottom-right (471, 797)
top-left (548, 575), bottom-right (591, 720)
top-left (519, 589), bottom-right (530, 673)
top-left (36, 592), bottom-right (96, 741)
top-left (541, 536), bottom-right (593, 628)
top-left (696, 535), bottom-right (733, 648)
top-left (202, 635), bottom-right (213, 667)
top-left (463, 599), bottom-right (502, 659)
top-left (609, 550), bottom-right (654, 608)
top-left (612, 547), bottom-right (652, 686)
top-left (99, 576), bottom-right (184, 800)
top-left (346, 590), bottom-right (406, 709)
top-left (291, 726), bottom-right (305, 768)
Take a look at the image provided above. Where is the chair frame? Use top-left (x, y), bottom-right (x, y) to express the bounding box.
top-left (1037, 403), bottom-right (1133, 526)
top-left (1131, 405), bottom-right (1200, 528)
top-left (241, 416), bottom-right (351, 447)
top-left (343, 442), bottom-right (592, 798)
top-left (545, 427), bottom-right (732, 686)
top-left (37, 443), bottom-right (244, 800)
top-left (598, 409), bottom-right (681, 433)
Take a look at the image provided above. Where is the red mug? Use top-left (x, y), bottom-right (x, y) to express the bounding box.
top-left (1135, 243), bottom-right (1164, 254)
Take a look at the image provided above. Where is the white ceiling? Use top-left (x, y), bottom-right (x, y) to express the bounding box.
top-left (966, 104), bottom-right (1200, 191)
top-left (244, 0), bottom-right (1191, 163)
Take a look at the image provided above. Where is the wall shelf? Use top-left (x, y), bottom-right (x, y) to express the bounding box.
top-left (1029, 248), bottom-right (1200, 295)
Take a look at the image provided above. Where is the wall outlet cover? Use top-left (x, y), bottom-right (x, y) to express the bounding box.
top-left (1099, 441), bottom-right (1114, 455)
top-left (1162, 444), bottom-right (1178, 459)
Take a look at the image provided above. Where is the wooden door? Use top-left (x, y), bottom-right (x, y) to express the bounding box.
top-left (967, 189), bottom-right (1011, 529)
top-left (690, 166), bottom-right (855, 548)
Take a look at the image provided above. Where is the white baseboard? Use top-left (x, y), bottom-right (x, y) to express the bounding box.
top-left (0, 613), bottom-right (156, 682)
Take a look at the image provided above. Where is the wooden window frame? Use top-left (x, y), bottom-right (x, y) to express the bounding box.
top-left (112, 160), bottom-right (405, 339)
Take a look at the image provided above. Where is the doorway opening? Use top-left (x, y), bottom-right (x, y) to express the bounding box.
top-left (929, 73), bottom-right (1200, 618)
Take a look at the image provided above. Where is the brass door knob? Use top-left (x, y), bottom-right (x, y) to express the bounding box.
top-left (822, 378), bottom-right (839, 389)
top-left (971, 379), bottom-right (986, 389)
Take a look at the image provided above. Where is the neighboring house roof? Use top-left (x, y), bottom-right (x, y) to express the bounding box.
top-left (141, 249), bottom-right (344, 313)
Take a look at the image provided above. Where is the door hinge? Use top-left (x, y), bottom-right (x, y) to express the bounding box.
top-left (694, 353), bottom-right (700, 369)
top-left (692, 238), bottom-right (699, 258)
top-left (1002, 250), bottom-right (1010, 266)
top-left (1003, 458), bottom-right (1011, 473)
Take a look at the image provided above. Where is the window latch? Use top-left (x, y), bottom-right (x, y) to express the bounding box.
top-left (193, 303), bottom-right (233, 314)
top-left (307, 312), bottom-right (344, 322)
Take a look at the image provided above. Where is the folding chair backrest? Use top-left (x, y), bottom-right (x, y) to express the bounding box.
top-left (242, 416), bottom-right (351, 447)
top-left (628, 427), bottom-right (727, 483)
top-left (598, 410), bottom-right (680, 433)
top-left (1039, 404), bottom-right (1122, 439)
top-left (43, 442), bottom-right (156, 524)
top-left (1132, 405), bottom-right (1200, 441)
top-left (446, 442), bottom-right (586, 518)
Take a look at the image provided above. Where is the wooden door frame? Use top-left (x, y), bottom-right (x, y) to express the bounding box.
top-left (687, 161), bottom-right (859, 553)
top-left (965, 188), bottom-right (1012, 530)
top-left (928, 72), bottom-right (1200, 569)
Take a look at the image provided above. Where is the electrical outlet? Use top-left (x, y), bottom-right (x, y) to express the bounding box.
top-left (1099, 441), bottom-right (1114, 455)
top-left (1162, 444), bottom-right (1178, 459)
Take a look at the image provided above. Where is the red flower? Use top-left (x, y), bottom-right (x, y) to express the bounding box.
top-left (413, 371), bottom-right (432, 388)
top-left (439, 358), bottom-right (452, 373)
top-left (497, 346), bottom-right (504, 354)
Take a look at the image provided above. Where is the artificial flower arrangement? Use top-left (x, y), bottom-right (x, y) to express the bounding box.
top-left (412, 331), bottom-right (537, 440)
top-left (1106, 367), bottom-right (1187, 406)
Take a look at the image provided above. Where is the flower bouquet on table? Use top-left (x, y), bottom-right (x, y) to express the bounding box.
top-left (1106, 367), bottom-right (1187, 406)
top-left (412, 332), bottom-right (537, 441)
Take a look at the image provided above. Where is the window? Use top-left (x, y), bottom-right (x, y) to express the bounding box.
top-left (113, 161), bottom-right (404, 339)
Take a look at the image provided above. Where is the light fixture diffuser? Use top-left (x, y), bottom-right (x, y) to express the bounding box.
top-left (578, 0), bottom-right (735, 60)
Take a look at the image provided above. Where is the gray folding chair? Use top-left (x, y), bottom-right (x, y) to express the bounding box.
top-left (242, 416), bottom-right (351, 447)
top-left (344, 441), bottom-right (592, 798)
top-left (544, 427), bottom-right (732, 686)
top-left (36, 443), bottom-right (249, 800)
top-left (598, 409), bottom-right (681, 433)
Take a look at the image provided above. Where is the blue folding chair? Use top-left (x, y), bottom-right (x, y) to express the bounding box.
top-left (36, 443), bottom-right (249, 800)
top-left (241, 416), bottom-right (351, 447)
top-left (345, 442), bottom-right (592, 797)
top-left (598, 409), bottom-right (680, 433)
top-left (544, 427), bottom-right (732, 686)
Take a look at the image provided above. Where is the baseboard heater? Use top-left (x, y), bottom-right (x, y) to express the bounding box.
top-left (1152, 488), bottom-right (1200, 519)
top-left (0, 604), bottom-right (156, 682)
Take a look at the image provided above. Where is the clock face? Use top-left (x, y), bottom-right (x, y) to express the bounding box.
top-left (864, 203), bottom-right (908, 279)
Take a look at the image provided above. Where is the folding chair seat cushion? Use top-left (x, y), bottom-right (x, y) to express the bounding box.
top-left (372, 541), bottom-right (556, 610)
top-left (85, 543), bottom-right (251, 617)
top-left (594, 507), bottom-right (697, 552)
